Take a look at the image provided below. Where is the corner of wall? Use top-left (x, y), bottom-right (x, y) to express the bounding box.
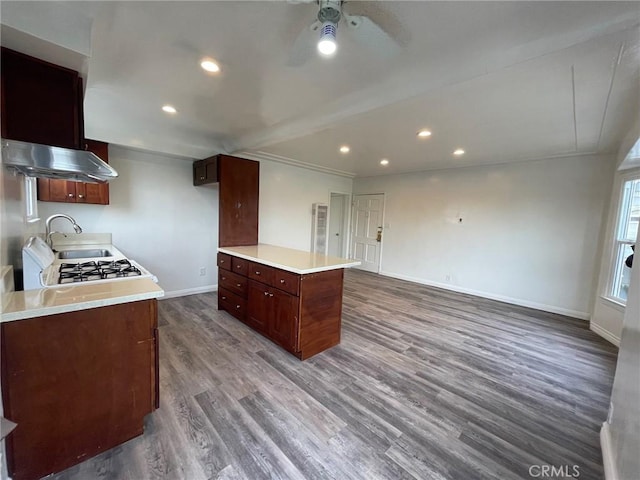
top-left (601, 421), bottom-right (619, 480)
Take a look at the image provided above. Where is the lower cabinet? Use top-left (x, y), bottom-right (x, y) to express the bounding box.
top-left (247, 279), bottom-right (298, 350)
top-left (0, 299), bottom-right (159, 480)
top-left (218, 253), bottom-right (343, 359)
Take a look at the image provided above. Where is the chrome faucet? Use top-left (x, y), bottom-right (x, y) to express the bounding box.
top-left (45, 214), bottom-right (83, 247)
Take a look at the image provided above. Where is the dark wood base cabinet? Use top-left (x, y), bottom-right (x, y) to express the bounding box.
top-left (218, 253), bottom-right (343, 359)
top-left (0, 300), bottom-right (159, 480)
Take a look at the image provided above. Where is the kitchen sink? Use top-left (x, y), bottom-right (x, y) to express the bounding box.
top-left (58, 249), bottom-right (113, 259)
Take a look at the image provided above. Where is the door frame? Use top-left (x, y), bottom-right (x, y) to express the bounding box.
top-left (327, 190), bottom-right (352, 258)
top-left (350, 192), bottom-right (386, 273)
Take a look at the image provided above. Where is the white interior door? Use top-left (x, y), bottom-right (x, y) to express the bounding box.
top-left (351, 194), bottom-right (384, 273)
top-left (328, 193), bottom-right (346, 257)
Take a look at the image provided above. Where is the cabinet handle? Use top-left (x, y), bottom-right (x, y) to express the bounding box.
top-left (236, 283), bottom-right (241, 287)
top-left (280, 279), bottom-right (285, 284)
top-left (221, 296), bottom-right (227, 300)
top-left (200, 176), bottom-right (205, 180)
top-left (78, 194), bottom-right (84, 199)
top-left (255, 271), bottom-right (261, 275)
top-left (264, 291), bottom-right (269, 296)
top-left (221, 276), bottom-right (226, 280)
top-left (236, 305), bottom-right (241, 309)
top-left (269, 293), bottom-right (274, 297)
top-left (220, 260), bottom-right (225, 264)
top-left (67, 193), bottom-right (74, 198)
top-left (237, 265), bottom-right (242, 269)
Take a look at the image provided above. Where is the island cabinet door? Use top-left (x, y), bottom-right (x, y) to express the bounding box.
top-left (269, 289), bottom-right (299, 352)
top-left (247, 280), bottom-right (269, 334)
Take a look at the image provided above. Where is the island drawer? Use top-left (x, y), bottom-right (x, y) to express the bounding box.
top-left (231, 257), bottom-right (249, 276)
top-left (249, 262), bottom-right (275, 285)
top-left (218, 288), bottom-right (246, 321)
top-left (217, 253), bottom-right (232, 271)
top-left (273, 269), bottom-right (300, 296)
top-left (219, 270), bottom-right (247, 297)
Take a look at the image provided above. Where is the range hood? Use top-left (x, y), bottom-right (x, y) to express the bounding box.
top-left (1, 138), bottom-right (118, 183)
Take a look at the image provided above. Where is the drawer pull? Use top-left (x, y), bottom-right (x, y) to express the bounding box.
top-left (222, 296), bottom-right (227, 300)
top-left (280, 279), bottom-right (285, 284)
top-left (237, 265), bottom-right (242, 269)
top-left (221, 276), bottom-right (226, 280)
top-left (220, 260), bottom-right (225, 264)
top-left (236, 283), bottom-right (242, 287)
top-left (236, 305), bottom-right (241, 309)
top-left (255, 271), bottom-right (261, 275)
top-left (269, 293), bottom-right (274, 297)
top-left (264, 291), bottom-right (269, 296)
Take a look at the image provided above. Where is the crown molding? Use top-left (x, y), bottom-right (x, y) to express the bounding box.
top-left (235, 150), bottom-right (356, 179)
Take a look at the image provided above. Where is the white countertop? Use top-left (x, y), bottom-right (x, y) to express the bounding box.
top-left (218, 244), bottom-right (361, 274)
top-left (1, 278), bottom-right (164, 323)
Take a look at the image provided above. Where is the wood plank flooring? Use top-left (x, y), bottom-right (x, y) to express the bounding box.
top-left (51, 270), bottom-right (617, 480)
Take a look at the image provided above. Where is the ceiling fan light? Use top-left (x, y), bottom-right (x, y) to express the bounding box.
top-left (318, 21), bottom-right (337, 56)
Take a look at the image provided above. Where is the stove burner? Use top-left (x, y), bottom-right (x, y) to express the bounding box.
top-left (58, 259), bottom-right (142, 284)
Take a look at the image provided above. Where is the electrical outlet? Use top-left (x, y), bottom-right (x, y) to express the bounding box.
top-left (199, 267), bottom-right (206, 276)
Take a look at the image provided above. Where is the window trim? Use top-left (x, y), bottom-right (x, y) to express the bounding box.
top-left (604, 171), bottom-right (640, 305)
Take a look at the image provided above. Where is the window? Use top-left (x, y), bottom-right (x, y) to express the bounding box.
top-left (24, 176), bottom-right (39, 223)
top-left (610, 177), bottom-right (640, 303)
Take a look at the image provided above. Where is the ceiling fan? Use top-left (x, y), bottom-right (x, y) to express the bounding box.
top-left (288, 0), bottom-right (401, 66)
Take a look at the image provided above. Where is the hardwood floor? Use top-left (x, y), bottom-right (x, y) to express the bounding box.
top-left (51, 270), bottom-right (617, 480)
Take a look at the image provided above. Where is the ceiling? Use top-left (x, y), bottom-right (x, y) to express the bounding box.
top-left (2, 1), bottom-right (639, 177)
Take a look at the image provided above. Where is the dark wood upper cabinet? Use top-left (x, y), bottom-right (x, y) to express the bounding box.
top-left (1, 47), bottom-right (83, 149)
top-left (194, 154), bottom-right (259, 247)
top-left (193, 155), bottom-right (218, 186)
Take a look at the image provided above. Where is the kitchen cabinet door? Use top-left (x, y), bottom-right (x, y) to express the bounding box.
top-left (1, 48), bottom-right (83, 149)
top-left (269, 289), bottom-right (298, 351)
top-left (247, 280), bottom-right (269, 334)
top-left (193, 156), bottom-right (218, 186)
top-left (218, 155), bottom-right (259, 247)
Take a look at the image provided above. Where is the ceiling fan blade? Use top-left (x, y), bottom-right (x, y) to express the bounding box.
top-left (343, 14), bottom-right (402, 58)
top-left (287, 20), bottom-right (322, 67)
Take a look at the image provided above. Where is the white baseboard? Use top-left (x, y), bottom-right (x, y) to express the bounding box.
top-left (378, 271), bottom-right (590, 320)
top-left (590, 323), bottom-right (621, 347)
top-left (160, 284), bottom-right (217, 299)
top-left (600, 422), bottom-right (618, 480)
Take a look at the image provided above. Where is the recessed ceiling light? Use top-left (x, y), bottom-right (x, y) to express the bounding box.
top-left (380, 159), bottom-right (389, 166)
top-left (339, 145), bottom-right (350, 154)
top-left (200, 58), bottom-right (220, 73)
top-left (417, 130), bottom-right (432, 138)
top-left (162, 105), bottom-right (177, 114)
top-left (453, 149), bottom-right (465, 156)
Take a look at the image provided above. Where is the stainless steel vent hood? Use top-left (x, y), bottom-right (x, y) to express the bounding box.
top-left (2, 138), bottom-right (118, 183)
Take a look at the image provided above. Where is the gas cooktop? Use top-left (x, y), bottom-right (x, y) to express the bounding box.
top-left (58, 259), bottom-right (143, 284)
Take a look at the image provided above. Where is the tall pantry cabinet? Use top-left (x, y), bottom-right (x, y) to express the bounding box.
top-left (193, 154), bottom-right (260, 247)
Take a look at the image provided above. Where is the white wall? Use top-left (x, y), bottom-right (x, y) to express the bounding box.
top-left (258, 160), bottom-right (353, 251)
top-left (353, 154), bottom-right (615, 319)
top-left (38, 146), bottom-right (219, 297)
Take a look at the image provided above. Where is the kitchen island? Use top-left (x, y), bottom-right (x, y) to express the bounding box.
top-left (0, 279), bottom-right (163, 480)
top-left (218, 244), bottom-right (360, 359)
